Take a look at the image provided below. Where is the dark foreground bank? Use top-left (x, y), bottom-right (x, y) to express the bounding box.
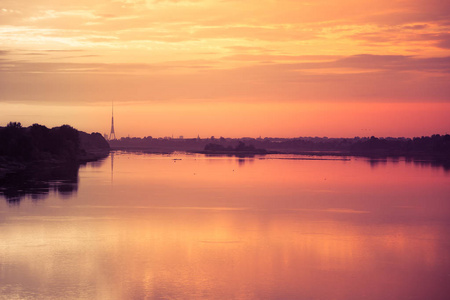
top-left (0, 122), bottom-right (110, 179)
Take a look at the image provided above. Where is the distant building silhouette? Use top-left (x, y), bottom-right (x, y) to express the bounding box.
top-left (109, 101), bottom-right (116, 140)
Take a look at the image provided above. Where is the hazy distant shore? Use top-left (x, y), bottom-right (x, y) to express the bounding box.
top-left (109, 134), bottom-right (450, 156)
top-left (108, 134), bottom-right (450, 170)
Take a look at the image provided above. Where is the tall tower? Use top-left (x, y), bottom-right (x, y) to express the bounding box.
top-left (109, 101), bottom-right (116, 140)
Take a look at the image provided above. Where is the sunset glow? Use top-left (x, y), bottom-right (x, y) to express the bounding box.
top-left (1, 0), bottom-right (449, 137)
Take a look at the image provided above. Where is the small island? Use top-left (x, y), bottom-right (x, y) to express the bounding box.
top-left (198, 141), bottom-right (269, 156)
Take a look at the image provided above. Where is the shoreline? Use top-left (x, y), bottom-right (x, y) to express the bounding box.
top-left (110, 147), bottom-right (450, 164)
top-left (0, 150), bottom-right (109, 180)
top-left (3, 148), bottom-right (447, 180)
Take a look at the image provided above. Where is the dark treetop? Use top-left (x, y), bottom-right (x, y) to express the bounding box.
top-left (0, 122), bottom-right (109, 173)
top-left (0, 122), bottom-right (110, 202)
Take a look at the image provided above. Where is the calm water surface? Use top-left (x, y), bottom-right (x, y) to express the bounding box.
top-left (1, 152), bottom-right (450, 299)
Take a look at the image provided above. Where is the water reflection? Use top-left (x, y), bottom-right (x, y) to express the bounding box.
top-left (367, 156), bottom-right (450, 171)
top-left (0, 156), bottom-right (108, 204)
top-left (0, 164), bottom-right (80, 203)
top-left (408, 158), bottom-right (450, 171)
top-left (237, 157), bottom-right (255, 166)
top-left (0, 153), bottom-right (449, 299)
top-left (367, 158), bottom-right (388, 168)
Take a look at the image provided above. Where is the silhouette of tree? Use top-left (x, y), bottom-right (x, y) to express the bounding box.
top-left (0, 123), bottom-right (109, 163)
top-left (7, 122), bottom-right (22, 128)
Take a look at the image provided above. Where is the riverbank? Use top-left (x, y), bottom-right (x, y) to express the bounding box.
top-left (0, 123), bottom-right (110, 179)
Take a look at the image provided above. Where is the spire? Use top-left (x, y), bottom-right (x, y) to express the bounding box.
top-left (109, 100), bottom-right (116, 140)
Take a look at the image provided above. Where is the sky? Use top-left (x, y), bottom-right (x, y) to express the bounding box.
top-left (1, 0), bottom-right (449, 138)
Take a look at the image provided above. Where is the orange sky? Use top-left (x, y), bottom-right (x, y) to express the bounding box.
top-left (1, 0), bottom-right (449, 138)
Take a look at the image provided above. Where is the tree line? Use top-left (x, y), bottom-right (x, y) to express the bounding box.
top-left (0, 122), bottom-right (109, 163)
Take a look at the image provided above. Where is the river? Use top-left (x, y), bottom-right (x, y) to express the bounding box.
top-left (1, 152), bottom-right (450, 299)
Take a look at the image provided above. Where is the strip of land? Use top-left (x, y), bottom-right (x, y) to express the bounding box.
top-left (109, 134), bottom-right (450, 162)
top-left (0, 122), bottom-right (110, 179)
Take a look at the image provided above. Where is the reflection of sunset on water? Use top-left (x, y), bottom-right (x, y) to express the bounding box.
top-left (1, 209), bottom-right (445, 299)
top-left (1, 153), bottom-right (449, 299)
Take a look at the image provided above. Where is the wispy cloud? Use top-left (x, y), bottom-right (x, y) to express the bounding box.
top-left (0, 0), bottom-right (449, 106)
top-left (1, 54), bottom-right (449, 104)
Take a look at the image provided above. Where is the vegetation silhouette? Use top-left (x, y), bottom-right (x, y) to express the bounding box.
top-left (109, 134), bottom-right (450, 168)
top-left (202, 141), bottom-right (268, 156)
top-left (0, 122), bottom-right (109, 165)
top-left (0, 122), bottom-right (110, 203)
